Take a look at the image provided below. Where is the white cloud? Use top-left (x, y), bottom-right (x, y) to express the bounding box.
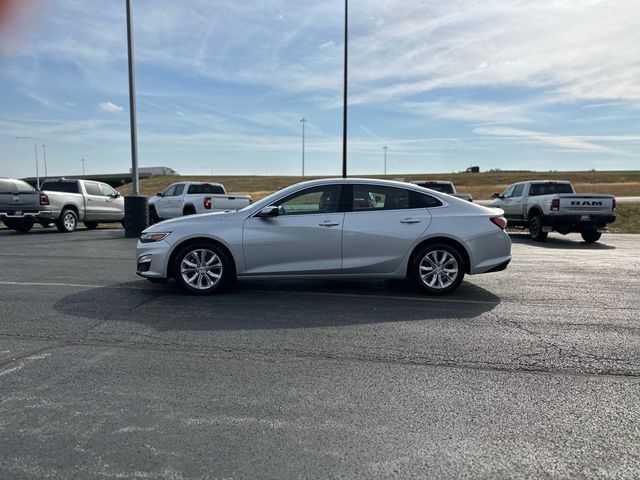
top-left (98, 101), bottom-right (124, 113)
top-left (473, 126), bottom-right (637, 156)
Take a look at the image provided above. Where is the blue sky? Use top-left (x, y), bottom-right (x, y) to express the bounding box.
top-left (1, 0), bottom-right (639, 179)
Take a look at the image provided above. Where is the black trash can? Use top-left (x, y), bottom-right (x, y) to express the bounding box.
top-left (124, 196), bottom-right (149, 238)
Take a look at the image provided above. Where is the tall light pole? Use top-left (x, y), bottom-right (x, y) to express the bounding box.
top-left (300, 118), bottom-right (306, 177)
top-left (81, 158), bottom-right (85, 176)
top-left (383, 145), bottom-right (388, 176)
top-left (16, 136), bottom-right (39, 188)
top-left (41, 144), bottom-right (48, 179)
top-left (124, 0), bottom-right (148, 237)
top-left (341, 0), bottom-right (348, 178)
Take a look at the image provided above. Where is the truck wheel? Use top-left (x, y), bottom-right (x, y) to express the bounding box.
top-left (410, 243), bottom-right (465, 295)
top-left (84, 221), bottom-right (98, 230)
top-left (528, 215), bottom-right (548, 242)
top-left (183, 206), bottom-right (196, 216)
top-left (57, 210), bottom-right (78, 232)
top-left (174, 242), bottom-right (231, 295)
top-left (6, 219), bottom-right (33, 233)
top-left (149, 206), bottom-right (160, 225)
top-left (581, 230), bottom-right (602, 243)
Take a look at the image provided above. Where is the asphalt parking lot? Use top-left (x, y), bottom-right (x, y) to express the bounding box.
top-left (1, 226), bottom-right (639, 479)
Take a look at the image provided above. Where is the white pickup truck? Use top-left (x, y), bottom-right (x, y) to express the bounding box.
top-left (148, 181), bottom-right (252, 223)
top-left (490, 180), bottom-right (616, 242)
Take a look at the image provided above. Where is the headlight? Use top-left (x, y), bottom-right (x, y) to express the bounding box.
top-left (140, 231), bottom-right (171, 243)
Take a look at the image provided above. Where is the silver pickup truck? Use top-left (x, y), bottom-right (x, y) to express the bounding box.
top-left (490, 180), bottom-right (616, 243)
top-left (411, 180), bottom-right (474, 202)
top-left (0, 177), bottom-right (124, 233)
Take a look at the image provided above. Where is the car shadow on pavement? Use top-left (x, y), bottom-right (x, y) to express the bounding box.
top-left (53, 279), bottom-right (501, 331)
top-left (509, 233), bottom-right (616, 250)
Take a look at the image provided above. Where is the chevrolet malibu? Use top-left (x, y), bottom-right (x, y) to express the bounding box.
top-left (136, 178), bottom-right (511, 295)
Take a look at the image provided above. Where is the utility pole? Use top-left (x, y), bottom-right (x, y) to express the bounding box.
top-left (16, 137), bottom-right (39, 188)
top-left (81, 158), bottom-right (85, 176)
top-left (341, 0), bottom-right (348, 178)
top-left (300, 118), bottom-right (306, 176)
top-left (41, 144), bottom-right (48, 179)
top-left (383, 146), bottom-right (388, 176)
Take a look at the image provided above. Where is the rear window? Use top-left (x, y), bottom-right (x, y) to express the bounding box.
top-left (41, 181), bottom-right (80, 193)
top-left (0, 179), bottom-right (15, 193)
top-left (529, 183), bottom-right (573, 196)
top-left (15, 180), bottom-right (36, 192)
top-left (410, 191), bottom-right (443, 208)
top-left (188, 183), bottom-right (225, 194)
top-left (416, 182), bottom-right (454, 194)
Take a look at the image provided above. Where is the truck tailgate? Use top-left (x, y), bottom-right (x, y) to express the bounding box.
top-left (0, 192), bottom-right (41, 216)
top-left (559, 195), bottom-right (614, 214)
top-left (210, 195), bottom-right (252, 210)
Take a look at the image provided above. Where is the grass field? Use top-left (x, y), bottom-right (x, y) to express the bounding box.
top-left (116, 171), bottom-right (639, 233)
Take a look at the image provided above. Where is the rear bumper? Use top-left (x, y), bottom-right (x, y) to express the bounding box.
top-left (545, 214), bottom-right (616, 231)
top-left (0, 210), bottom-right (52, 221)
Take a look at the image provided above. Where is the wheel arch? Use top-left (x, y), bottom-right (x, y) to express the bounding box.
top-left (183, 204), bottom-right (196, 214)
top-left (407, 236), bottom-right (471, 276)
top-left (527, 206), bottom-right (543, 221)
top-left (167, 236), bottom-right (237, 279)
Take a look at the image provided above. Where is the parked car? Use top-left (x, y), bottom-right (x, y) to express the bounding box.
top-left (136, 178), bottom-right (511, 295)
top-left (0, 177), bottom-right (124, 233)
top-left (148, 181), bottom-right (252, 224)
top-left (411, 180), bottom-right (473, 202)
top-left (489, 180), bottom-right (616, 242)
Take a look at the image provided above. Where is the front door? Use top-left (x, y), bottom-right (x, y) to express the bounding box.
top-left (242, 185), bottom-right (343, 275)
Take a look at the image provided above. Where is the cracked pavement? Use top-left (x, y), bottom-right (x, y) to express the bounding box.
top-left (0, 228), bottom-right (639, 478)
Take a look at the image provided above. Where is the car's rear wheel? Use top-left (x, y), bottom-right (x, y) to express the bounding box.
top-left (84, 221), bottom-right (98, 230)
top-left (581, 230), bottom-right (602, 243)
top-left (5, 219), bottom-right (34, 233)
top-left (528, 215), bottom-right (548, 241)
top-left (57, 210), bottom-right (78, 232)
top-left (411, 244), bottom-right (465, 295)
top-left (174, 242), bottom-right (231, 295)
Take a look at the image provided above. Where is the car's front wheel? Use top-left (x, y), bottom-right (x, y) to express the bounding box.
top-left (411, 244), bottom-right (465, 295)
top-left (174, 242), bottom-right (231, 295)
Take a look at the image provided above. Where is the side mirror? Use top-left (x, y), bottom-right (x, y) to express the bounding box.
top-left (256, 206), bottom-right (279, 218)
top-left (113, 191), bottom-right (121, 198)
top-left (492, 192), bottom-right (501, 199)
top-left (156, 192), bottom-right (164, 197)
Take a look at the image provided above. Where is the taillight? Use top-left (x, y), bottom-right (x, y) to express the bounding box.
top-left (490, 216), bottom-right (507, 230)
top-left (203, 197), bottom-right (212, 209)
top-left (39, 193), bottom-right (49, 206)
top-left (550, 198), bottom-right (560, 211)
top-left (612, 197), bottom-right (616, 210)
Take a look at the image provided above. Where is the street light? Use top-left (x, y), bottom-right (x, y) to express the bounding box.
top-left (81, 158), bottom-right (85, 176)
top-left (300, 118), bottom-right (307, 177)
top-left (41, 144), bottom-right (48, 180)
top-left (383, 146), bottom-right (388, 176)
top-left (342, 0), bottom-right (348, 178)
top-left (16, 136), bottom-right (39, 188)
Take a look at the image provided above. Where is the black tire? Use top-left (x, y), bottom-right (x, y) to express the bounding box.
top-left (183, 206), bottom-right (196, 216)
top-left (174, 242), bottom-right (232, 295)
top-left (528, 215), bottom-right (548, 241)
top-left (56, 209), bottom-right (78, 232)
top-left (149, 206), bottom-right (161, 225)
top-left (581, 230), bottom-right (602, 243)
top-left (84, 221), bottom-right (98, 230)
top-left (410, 243), bottom-right (465, 295)
top-left (5, 219), bottom-right (34, 233)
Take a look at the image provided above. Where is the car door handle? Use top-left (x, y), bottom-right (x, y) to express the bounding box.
top-left (319, 221), bottom-right (340, 227)
top-left (400, 218), bottom-right (421, 224)
top-left (87, 198), bottom-right (94, 202)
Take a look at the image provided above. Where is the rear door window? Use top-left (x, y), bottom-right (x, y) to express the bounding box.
top-left (353, 185), bottom-right (410, 211)
top-left (409, 191), bottom-right (443, 208)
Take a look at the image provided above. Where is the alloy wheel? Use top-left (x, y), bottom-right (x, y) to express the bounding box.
top-left (180, 248), bottom-right (223, 291)
top-left (419, 250), bottom-right (459, 290)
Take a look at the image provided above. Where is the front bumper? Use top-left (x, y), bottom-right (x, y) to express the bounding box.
top-left (135, 239), bottom-right (172, 279)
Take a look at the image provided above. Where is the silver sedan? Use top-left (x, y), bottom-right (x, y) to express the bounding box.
top-left (136, 178), bottom-right (511, 295)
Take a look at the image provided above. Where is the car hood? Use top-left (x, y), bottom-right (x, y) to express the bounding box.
top-left (143, 210), bottom-right (243, 232)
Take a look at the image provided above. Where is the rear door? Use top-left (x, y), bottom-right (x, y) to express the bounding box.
top-left (342, 184), bottom-right (434, 274)
top-left (242, 184), bottom-right (343, 275)
top-left (82, 182), bottom-right (105, 220)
